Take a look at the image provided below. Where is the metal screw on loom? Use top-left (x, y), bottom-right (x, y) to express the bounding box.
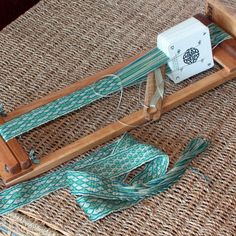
top-left (4, 165), bottom-right (9, 173)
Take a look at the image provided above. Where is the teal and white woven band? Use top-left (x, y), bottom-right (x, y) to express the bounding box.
top-left (0, 23), bottom-right (230, 141)
top-left (0, 134), bottom-right (208, 221)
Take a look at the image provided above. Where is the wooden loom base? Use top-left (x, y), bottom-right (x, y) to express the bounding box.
top-left (4, 68), bottom-right (236, 186)
top-left (1, 1), bottom-right (236, 186)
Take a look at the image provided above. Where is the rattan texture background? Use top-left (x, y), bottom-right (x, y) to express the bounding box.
top-left (0, 0), bottom-right (236, 235)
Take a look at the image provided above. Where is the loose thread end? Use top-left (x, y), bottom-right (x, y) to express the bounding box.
top-left (189, 166), bottom-right (212, 184)
top-left (29, 150), bottom-right (40, 164)
top-left (177, 138), bottom-right (209, 167)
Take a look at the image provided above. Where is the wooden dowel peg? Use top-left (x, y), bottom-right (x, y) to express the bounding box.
top-left (0, 117), bottom-right (31, 174)
top-left (7, 139), bottom-right (32, 170)
top-left (0, 118), bottom-right (21, 174)
top-left (144, 71), bottom-right (157, 120)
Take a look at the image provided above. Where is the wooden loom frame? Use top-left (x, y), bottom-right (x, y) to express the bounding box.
top-left (0, 0), bottom-right (235, 186)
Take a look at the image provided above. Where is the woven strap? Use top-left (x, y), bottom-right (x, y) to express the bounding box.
top-left (0, 134), bottom-right (208, 221)
top-left (0, 48), bottom-right (168, 141)
top-left (0, 23), bottom-right (231, 142)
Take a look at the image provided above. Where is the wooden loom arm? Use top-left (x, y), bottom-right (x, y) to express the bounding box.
top-left (2, 0), bottom-right (236, 185)
top-left (206, 0), bottom-right (236, 38)
top-left (162, 69), bottom-right (236, 113)
top-left (194, 13), bottom-right (236, 72)
top-left (6, 69), bottom-right (236, 186)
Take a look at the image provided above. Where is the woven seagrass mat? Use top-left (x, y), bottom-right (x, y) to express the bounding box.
top-left (220, 0), bottom-right (236, 8)
top-left (0, 0), bottom-right (236, 235)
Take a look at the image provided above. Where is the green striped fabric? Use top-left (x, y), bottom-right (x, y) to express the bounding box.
top-left (0, 134), bottom-right (208, 221)
top-left (0, 48), bottom-right (168, 141)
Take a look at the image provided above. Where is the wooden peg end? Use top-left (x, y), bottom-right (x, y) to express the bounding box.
top-left (0, 137), bottom-right (21, 174)
top-left (7, 139), bottom-right (32, 169)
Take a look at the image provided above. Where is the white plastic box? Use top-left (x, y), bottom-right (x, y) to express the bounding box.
top-left (157, 17), bottom-right (214, 83)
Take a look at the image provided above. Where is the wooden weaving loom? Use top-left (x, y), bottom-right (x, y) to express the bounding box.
top-left (0, 0), bottom-right (235, 187)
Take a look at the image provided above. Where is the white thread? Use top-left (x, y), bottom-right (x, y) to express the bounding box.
top-left (110, 132), bottom-right (127, 155)
top-left (90, 59), bottom-right (166, 129)
top-left (91, 74), bottom-right (123, 98)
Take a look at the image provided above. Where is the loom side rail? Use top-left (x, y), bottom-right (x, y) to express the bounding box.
top-left (0, 0), bottom-right (236, 186)
top-left (6, 69), bottom-right (236, 186)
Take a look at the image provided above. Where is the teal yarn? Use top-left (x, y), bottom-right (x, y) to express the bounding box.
top-left (189, 167), bottom-right (211, 183)
top-left (0, 48), bottom-right (168, 142)
top-left (0, 134), bottom-right (208, 221)
top-left (0, 24), bottom-right (231, 142)
top-left (0, 226), bottom-right (18, 236)
top-left (29, 150), bottom-right (40, 164)
top-left (208, 23), bottom-right (232, 47)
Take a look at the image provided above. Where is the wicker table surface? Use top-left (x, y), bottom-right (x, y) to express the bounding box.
top-left (0, 0), bottom-right (236, 235)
